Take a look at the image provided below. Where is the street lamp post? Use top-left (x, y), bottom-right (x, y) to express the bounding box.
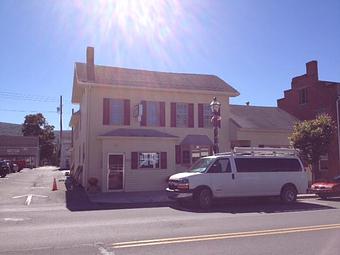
top-left (210, 97), bottom-right (221, 155)
top-left (336, 96), bottom-right (340, 162)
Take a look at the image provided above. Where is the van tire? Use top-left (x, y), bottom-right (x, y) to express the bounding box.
top-left (280, 185), bottom-right (297, 203)
top-left (194, 188), bottom-right (212, 209)
top-left (318, 194), bottom-right (328, 200)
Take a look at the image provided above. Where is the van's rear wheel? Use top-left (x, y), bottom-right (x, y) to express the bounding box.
top-left (195, 188), bottom-right (212, 209)
top-left (280, 185), bottom-right (297, 203)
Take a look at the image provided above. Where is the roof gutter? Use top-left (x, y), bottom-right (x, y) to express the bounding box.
top-left (76, 80), bottom-right (240, 97)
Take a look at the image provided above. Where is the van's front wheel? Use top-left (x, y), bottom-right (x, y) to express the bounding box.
top-left (195, 188), bottom-right (212, 209)
top-left (280, 185), bottom-right (297, 203)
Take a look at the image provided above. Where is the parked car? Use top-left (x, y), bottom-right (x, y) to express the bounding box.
top-left (0, 160), bottom-right (10, 178)
top-left (3, 160), bottom-right (16, 173)
top-left (310, 175), bottom-right (340, 199)
top-left (14, 160), bottom-right (26, 171)
top-left (167, 147), bottom-right (308, 209)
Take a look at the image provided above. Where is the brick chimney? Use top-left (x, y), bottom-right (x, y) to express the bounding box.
top-left (86, 46), bottom-right (95, 81)
top-left (306, 60), bottom-right (318, 80)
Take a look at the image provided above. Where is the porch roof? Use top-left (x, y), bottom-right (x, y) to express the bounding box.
top-left (180, 135), bottom-right (213, 146)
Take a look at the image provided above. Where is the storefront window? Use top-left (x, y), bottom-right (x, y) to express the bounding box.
top-left (192, 148), bottom-right (209, 163)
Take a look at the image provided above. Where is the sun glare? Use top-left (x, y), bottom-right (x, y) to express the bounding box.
top-left (56, 0), bottom-right (212, 67)
top-left (73, 0), bottom-right (183, 45)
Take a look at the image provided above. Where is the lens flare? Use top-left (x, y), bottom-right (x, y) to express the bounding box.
top-left (52, 0), bottom-right (217, 68)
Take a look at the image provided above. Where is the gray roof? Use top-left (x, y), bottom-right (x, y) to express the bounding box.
top-left (180, 135), bottom-right (213, 146)
top-left (0, 135), bottom-right (39, 147)
top-left (100, 128), bottom-right (178, 138)
top-left (75, 63), bottom-right (239, 95)
top-left (54, 130), bottom-right (72, 139)
top-left (230, 105), bottom-right (298, 130)
top-left (0, 122), bottom-right (22, 136)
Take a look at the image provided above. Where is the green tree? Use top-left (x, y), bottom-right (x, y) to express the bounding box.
top-left (22, 113), bottom-right (56, 165)
top-left (290, 114), bottom-right (335, 181)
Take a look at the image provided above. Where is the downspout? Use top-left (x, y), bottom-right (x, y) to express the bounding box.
top-left (85, 86), bottom-right (91, 190)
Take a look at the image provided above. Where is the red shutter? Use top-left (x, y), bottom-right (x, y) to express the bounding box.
top-left (141, 101), bottom-right (147, 126)
top-left (175, 145), bottom-right (181, 164)
top-left (160, 152), bottom-right (167, 169)
top-left (124, 99), bottom-right (130, 126)
top-left (131, 152), bottom-right (138, 169)
top-left (188, 103), bottom-right (194, 128)
top-left (171, 103), bottom-right (176, 127)
top-left (218, 108), bottom-right (221, 128)
top-left (198, 104), bottom-right (204, 128)
top-left (103, 98), bottom-right (110, 125)
top-left (160, 102), bottom-right (165, 127)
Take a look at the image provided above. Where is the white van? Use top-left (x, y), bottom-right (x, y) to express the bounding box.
top-left (167, 147), bottom-right (308, 209)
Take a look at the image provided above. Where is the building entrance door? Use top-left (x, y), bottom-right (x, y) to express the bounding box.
top-left (107, 154), bottom-right (124, 191)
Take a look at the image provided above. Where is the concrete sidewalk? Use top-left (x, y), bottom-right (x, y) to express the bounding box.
top-left (88, 191), bottom-right (317, 205)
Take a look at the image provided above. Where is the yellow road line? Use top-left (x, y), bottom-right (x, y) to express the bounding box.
top-left (112, 223), bottom-right (340, 249)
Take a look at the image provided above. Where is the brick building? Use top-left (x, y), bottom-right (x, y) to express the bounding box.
top-left (277, 61), bottom-right (340, 178)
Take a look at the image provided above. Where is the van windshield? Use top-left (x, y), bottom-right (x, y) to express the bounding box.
top-left (189, 157), bottom-right (215, 173)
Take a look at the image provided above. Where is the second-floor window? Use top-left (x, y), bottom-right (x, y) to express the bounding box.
top-left (176, 103), bottom-right (188, 127)
top-left (171, 102), bottom-right (194, 128)
top-left (140, 101), bottom-right (165, 127)
top-left (110, 99), bottom-right (124, 125)
top-left (147, 102), bottom-right (160, 126)
top-left (198, 103), bottom-right (213, 128)
top-left (299, 88), bottom-right (308, 104)
top-left (103, 98), bottom-right (130, 126)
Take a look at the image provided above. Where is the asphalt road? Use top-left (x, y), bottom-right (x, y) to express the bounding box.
top-left (1, 167), bottom-right (340, 255)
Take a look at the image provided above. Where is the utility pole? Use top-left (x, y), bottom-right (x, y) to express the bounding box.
top-left (59, 95), bottom-right (63, 168)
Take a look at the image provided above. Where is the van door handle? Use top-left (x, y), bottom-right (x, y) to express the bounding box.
top-left (232, 173), bottom-right (235, 180)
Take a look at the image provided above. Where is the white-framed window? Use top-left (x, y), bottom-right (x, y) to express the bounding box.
top-left (138, 152), bottom-right (160, 169)
top-left (176, 103), bottom-right (188, 127)
top-left (146, 101), bottom-right (160, 126)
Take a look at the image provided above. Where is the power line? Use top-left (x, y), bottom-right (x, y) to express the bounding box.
top-left (0, 109), bottom-right (58, 113)
top-left (0, 91), bottom-right (59, 103)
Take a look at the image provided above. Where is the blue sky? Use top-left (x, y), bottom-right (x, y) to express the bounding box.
top-left (0, 0), bottom-right (340, 130)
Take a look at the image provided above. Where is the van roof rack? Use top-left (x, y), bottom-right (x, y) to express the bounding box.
top-left (233, 147), bottom-right (298, 157)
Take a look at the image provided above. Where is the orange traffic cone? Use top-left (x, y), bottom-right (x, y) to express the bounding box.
top-left (52, 177), bottom-right (58, 191)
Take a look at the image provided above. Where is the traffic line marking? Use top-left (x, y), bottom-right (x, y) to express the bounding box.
top-left (12, 194), bottom-right (48, 206)
top-left (112, 223), bottom-right (340, 249)
top-left (3, 218), bottom-right (26, 222)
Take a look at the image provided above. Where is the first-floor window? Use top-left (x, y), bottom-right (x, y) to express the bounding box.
top-left (182, 151), bottom-right (190, 164)
top-left (138, 152), bottom-right (160, 168)
top-left (176, 145), bottom-right (211, 165)
top-left (192, 148), bottom-right (209, 163)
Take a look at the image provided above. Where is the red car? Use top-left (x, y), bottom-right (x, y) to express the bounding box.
top-left (310, 175), bottom-right (340, 199)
